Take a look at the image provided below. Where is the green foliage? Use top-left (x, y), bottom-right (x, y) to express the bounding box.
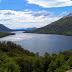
top-left (0, 41), bottom-right (72, 72)
top-left (26, 16), bottom-right (72, 36)
top-left (0, 62), bottom-right (20, 72)
top-left (0, 32), bottom-right (14, 38)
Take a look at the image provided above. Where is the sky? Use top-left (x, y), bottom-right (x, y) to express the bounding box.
top-left (0, 0), bottom-right (72, 29)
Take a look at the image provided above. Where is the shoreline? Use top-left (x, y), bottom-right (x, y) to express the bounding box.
top-left (24, 32), bottom-right (72, 36)
top-left (0, 32), bottom-right (15, 38)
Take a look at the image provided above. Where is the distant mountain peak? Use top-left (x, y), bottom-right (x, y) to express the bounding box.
top-left (64, 13), bottom-right (72, 18)
top-left (0, 24), bottom-right (12, 32)
top-left (67, 12), bottom-right (72, 16)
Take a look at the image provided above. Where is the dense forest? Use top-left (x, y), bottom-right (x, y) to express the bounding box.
top-left (25, 14), bottom-right (72, 36)
top-left (0, 41), bottom-right (72, 72)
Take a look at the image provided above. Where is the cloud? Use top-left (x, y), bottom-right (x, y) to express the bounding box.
top-left (27, 0), bottom-right (72, 8)
top-left (0, 10), bottom-right (61, 29)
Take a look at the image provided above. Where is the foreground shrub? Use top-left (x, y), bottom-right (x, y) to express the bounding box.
top-left (0, 41), bottom-right (72, 72)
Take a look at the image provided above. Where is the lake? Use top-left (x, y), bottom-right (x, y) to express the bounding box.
top-left (0, 31), bottom-right (72, 55)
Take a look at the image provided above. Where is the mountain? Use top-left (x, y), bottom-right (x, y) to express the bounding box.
top-left (14, 27), bottom-right (37, 31)
top-left (0, 24), bottom-right (14, 38)
top-left (0, 24), bottom-right (12, 32)
top-left (26, 13), bottom-right (72, 36)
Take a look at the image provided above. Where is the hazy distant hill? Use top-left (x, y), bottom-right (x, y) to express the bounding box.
top-left (14, 27), bottom-right (37, 31)
top-left (26, 13), bottom-right (72, 36)
top-left (0, 24), bottom-right (12, 32)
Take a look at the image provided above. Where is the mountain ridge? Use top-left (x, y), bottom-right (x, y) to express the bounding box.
top-left (26, 13), bottom-right (72, 36)
top-left (0, 24), bottom-right (12, 32)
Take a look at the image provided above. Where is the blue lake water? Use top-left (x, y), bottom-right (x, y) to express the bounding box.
top-left (0, 31), bottom-right (72, 55)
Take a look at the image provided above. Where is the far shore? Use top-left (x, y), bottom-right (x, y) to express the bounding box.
top-left (0, 32), bottom-right (15, 38)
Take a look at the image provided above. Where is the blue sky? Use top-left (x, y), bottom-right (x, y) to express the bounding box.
top-left (0, 0), bottom-right (72, 29)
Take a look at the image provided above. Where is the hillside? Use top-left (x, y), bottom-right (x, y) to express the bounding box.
top-left (0, 32), bottom-right (14, 38)
top-left (0, 24), bottom-right (14, 38)
top-left (0, 41), bottom-right (72, 72)
top-left (26, 13), bottom-right (72, 36)
top-left (0, 24), bottom-right (12, 32)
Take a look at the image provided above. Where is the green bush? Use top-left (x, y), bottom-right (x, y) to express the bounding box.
top-left (0, 41), bottom-right (72, 72)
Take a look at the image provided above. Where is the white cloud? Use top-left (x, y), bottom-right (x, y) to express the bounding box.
top-left (0, 10), bottom-right (61, 29)
top-left (27, 0), bottom-right (72, 8)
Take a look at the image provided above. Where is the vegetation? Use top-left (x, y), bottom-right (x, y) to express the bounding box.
top-left (0, 24), bottom-right (14, 38)
top-left (25, 15), bottom-right (72, 36)
top-left (0, 41), bottom-right (72, 72)
top-left (0, 32), bottom-right (15, 38)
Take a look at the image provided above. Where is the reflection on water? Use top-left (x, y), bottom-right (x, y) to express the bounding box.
top-left (0, 31), bottom-right (34, 41)
top-left (0, 31), bottom-right (72, 55)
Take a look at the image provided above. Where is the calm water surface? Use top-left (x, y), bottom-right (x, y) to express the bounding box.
top-left (0, 31), bottom-right (72, 55)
